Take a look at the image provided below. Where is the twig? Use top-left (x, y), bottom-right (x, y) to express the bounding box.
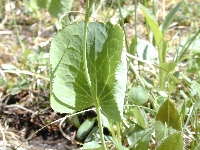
top-left (1, 69), bottom-right (49, 81)
top-left (0, 30), bottom-right (13, 34)
top-left (5, 104), bottom-right (35, 114)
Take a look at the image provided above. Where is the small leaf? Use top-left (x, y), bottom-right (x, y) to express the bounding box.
top-left (160, 62), bottom-right (177, 72)
top-left (85, 126), bottom-right (98, 143)
top-left (130, 35), bottom-right (137, 55)
top-left (160, 0), bottom-right (183, 35)
top-left (191, 80), bottom-right (200, 99)
top-left (156, 132), bottom-right (184, 150)
top-left (121, 5), bottom-right (135, 19)
top-left (76, 118), bottom-right (95, 141)
top-left (194, 144), bottom-right (200, 150)
top-left (136, 40), bottom-right (158, 63)
top-left (48, 0), bottom-right (73, 18)
top-left (155, 99), bottom-right (182, 140)
top-left (159, 62), bottom-right (177, 90)
top-left (29, 0), bottom-right (51, 9)
top-left (1, 64), bottom-right (16, 70)
top-left (112, 139), bottom-right (129, 150)
top-left (140, 4), bottom-right (163, 45)
top-left (127, 126), bottom-right (153, 148)
top-left (83, 141), bottom-right (103, 150)
top-left (128, 87), bottom-right (149, 105)
top-left (68, 115), bottom-right (80, 128)
top-left (158, 91), bottom-right (168, 98)
top-left (101, 113), bottom-right (111, 131)
top-left (133, 107), bottom-right (147, 129)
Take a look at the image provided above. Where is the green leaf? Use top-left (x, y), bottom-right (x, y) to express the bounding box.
top-left (129, 35), bottom-right (137, 55)
top-left (127, 126), bottom-right (153, 149)
top-left (76, 118), bottom-right (95, 141)
top-left (101, 113), bottom-right (111, 131)
top-left (48, 0), bottom-right (74, 18)
top-left (140, 4), bottom-right (163, 45)
top-left (155, 99), bottom-right (182, 140)
top-left (136, 40), bottom-right (158, 63)
top-left (133, 107), bottom-right (147, 129)
top-left (50, 21), bottom-right (127, 121)
top-left (194, 144), bottom-right (200, 150)
top-left (191, 80), bottom-right (200, 96)
top-left (84, 126), bottom-right (98, 143)
top-left (160, 0), bottom-right (183, 35)
top-left (121, 5), bottom-right (135, 19)
top-left (158, 39), bottom-right (168, 63)
top-left (159, 62), bottom-right (177, 90)
top-left (68, 115), bottom-right (80, 128)
top-left (160, 62), bottom-right (177, 72)
top-left (29, 0), bottom-right (51, 9)
top-left (112, 139), bottom-right (129, 150)
top-left (1, 64), bottom-right (16, 70)
top-left (83, 141), bottom-right (103, 150)
top-left (156, 132), bottom-right (184, 150)
top-left (128, 87), bottom-right (149, 105)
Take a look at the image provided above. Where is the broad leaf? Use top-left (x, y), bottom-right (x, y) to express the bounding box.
top-left (50, 21), bottom-right (127, 121)
top-left (160, 0), bottom-right (183, 35)
top-left (156, 132), bottom-right (184, 150)
top-left (155, 99), bottom-right (182, 140)
top-left (140, 4), bottom-right (163, 45)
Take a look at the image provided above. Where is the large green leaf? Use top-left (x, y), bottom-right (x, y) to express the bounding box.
top-left (50, 21), bottom-right (127, 121)
top-left (155, 99), bottom-right (182, 140)
top-left (140, 4), bottom-right (163, 45)
top-left (156, 132), bottom-right (184, 150)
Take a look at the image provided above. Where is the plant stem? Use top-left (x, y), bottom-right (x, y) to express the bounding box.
top-left (84, 1), bottom-right (107, 149)
top-left (83, 0), bottom-right (91, 87)
top-left (116, 122), bottom-right (122, 144)
top-left (95, 100), bottom-right (107, 150)
top-left (128, 58), bottom-right (145, 88)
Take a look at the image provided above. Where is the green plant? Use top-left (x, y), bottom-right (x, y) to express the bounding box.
top-left (48, 0), bottom-right (200, 149)
top-left (50, 1), bottom-right (127, 149)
